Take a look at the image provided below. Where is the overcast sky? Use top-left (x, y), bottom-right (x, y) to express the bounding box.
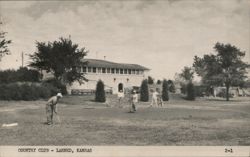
top-left (0, 0), bottom-right (249, 80)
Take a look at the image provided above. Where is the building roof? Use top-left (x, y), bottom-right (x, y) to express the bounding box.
top-left (81, 58), bottom-right (150, 70)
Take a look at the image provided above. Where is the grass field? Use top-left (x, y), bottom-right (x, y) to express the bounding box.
top-left (0, 94), bottom-right (250, 145)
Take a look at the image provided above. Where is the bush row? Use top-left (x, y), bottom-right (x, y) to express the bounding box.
top-left (0, 83), bottom-right (59, 101)
top-left (0, 67), bottom-right (41, 84)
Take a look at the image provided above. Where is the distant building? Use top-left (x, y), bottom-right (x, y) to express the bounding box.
top-left (43, 58), bottom-right (150, 94)
top-left (70, 59), bottom-right (150, 94)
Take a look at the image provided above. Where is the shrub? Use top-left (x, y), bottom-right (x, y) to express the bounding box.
top-left (194, 85), bottom-right (207, 97)
top-left (0, 83), bottom-right (57, 100)
top-left (20, 84), bottom-right (38, 100)
top-left (140, 79), bottom-right (149, 102)
top-left (0, 67), bottom-right (41, 84)
top-left (167, 80), bottom-right (176, 93)
top-left (156, 80), bottom-right (162, 85)
top-left (42, 82), bottom-right (59, 96)
top-left (95, 80), bottom-right (106, 102)
top-left (162, 79), bottom-right (169, 101)
top-left (148, 76), bottom-right (154, 85)
top-left (186, 82), bottom-right (195, 100)
top-left (44, 78), bottom-right (67, 95)
top-left (180, 83), bottom-right (187, 94)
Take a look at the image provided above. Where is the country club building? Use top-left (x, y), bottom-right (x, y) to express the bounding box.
top-left (43, 58), bottom-right (150, 94)
top-left (69, 59), bottom-right (150, 94)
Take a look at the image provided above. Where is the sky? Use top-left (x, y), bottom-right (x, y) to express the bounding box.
top-left (0, 0), bottom-right (249, 80)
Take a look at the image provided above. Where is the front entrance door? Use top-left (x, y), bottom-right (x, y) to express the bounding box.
top-left (118, 83), bottom-right (123, 92)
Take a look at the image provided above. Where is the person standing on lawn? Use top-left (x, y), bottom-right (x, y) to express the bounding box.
top-left (117, 90), bottom-right (124, 108)
top-left (130, 90), bottom-right (138, 112)
top-left (46, 93), bottom-right (63, 125)
top-left (150, 89), bottom-right (159, 107)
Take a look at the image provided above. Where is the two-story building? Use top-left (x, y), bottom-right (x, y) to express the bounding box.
top-left (67, 58), bottom-right (150, 94)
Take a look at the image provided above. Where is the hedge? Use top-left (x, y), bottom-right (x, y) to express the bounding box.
top-left (0, 67), bottom-right (41, 84)
top-left (0, 83), bottom-right (58, 101)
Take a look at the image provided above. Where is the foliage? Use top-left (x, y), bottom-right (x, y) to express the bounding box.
top-left (0, 67), bottom-right (41, 83)
top-left (0, 20), bottom-right (12, 61)
top-left (0, 83), bottom-right (57, 100)
top-left (244, 79), bottom-right (250, 88)
top-left (194, 85), bottom-right (207, 97)
top-left (95, 80), bottom-right (106, 102)
top-left (29, 37), bottom-right (88, 85)
top-left (167, 79), bottom-right (176, 93)
top-left (180, 83), bottom-right (187, 94)
top-left (186, 82), bottom-right (195, 100)
top-left (179, 66), bottom-right (194, 82)
top-left (43, 78), bottom-right (67, 95)
top-left (193, 42), bottom-right (249, 101)
top-left (162, 79), bottom-right (169, 101)
top-left (140, 79), bottom-right (149, 102)
top-left (156, 80), bottom-right (162, 85)
top-left (148, 76), bottom-right (154, 84)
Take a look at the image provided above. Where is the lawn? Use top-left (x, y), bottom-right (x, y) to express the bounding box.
top-left (0, 94), bottom-right (249, 145)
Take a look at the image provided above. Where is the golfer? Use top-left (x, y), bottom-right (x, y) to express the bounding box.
top-left (130, 90), bottom-right (138, 112)
top-left (117, 90), bottom-right (124, 107)
top-left (46, 93), bottom-right (63, 125)
top-left (150, 89), bottom-right (159, 107)
top-left (157, 94), bottom-right (163, 107)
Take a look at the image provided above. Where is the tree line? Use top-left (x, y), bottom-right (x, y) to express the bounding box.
top-left (176, 43), bottom-right (249, 101)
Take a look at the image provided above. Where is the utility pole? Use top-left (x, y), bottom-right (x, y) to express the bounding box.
top-left (21, 52), bottom-right (24, 67)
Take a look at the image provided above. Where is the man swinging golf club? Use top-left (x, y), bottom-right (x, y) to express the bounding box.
top-left (46, 93), bottom-right (63, 125)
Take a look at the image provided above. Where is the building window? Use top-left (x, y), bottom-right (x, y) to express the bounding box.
top-left (132, 69), bottom-right (135, 74)
top-left (93, 67), bottom-right (96, 73)
top-left (120, 69), bottom-right (123, 74)
top-left (116, 68), bottom-right (119, 74)
top-left (107, 68), bottom-right (111, 73)
top-left (136, 70), bottom-right (139, 75)
top-left (111, 68), bottom-right (115, 74)
top-left (102, 68), bottom-right (106, 73)
top-left (128, 69), bottom-right (131, 74)
top-left (139, 70), bottom-right (143, 75)
top-left (98, 67), bottom-right (101, 73)
top-left (82, 66), bottom-right (87, 73)
top-left (88, 67), bottom-right (92, 73)
top-left (124, 69), bottom-right (128, 74)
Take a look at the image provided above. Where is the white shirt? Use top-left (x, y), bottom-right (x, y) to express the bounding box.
top-left (118, 92), bottom-right (124, 98)
top-left (152, 91), bottom-right (159, 99)
top-left (132, 94), bottom-right (138, 103)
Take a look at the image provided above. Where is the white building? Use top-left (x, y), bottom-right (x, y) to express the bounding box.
top-left (67, 59), bottom-right (150, 94)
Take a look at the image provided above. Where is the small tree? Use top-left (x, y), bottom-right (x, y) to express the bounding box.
top-left (186, 82), bottom-right (195, 100)
top-left (179, 66), bottom-right (194, 82)
top-left (148, 76), bottom-right (154, 85)
top-left (162, 79), bottom-right (169, 101)
top-left (156, 80), bottom-right (162, 84)
top-left (95, 80), bottom-right (106, 102)
top-left (167, 80), bottom-right (176, 93)
top-left (140, 79), bottom-right (149, 102)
